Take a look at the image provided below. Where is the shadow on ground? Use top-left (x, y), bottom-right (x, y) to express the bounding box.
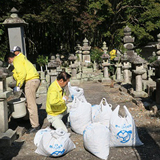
top-left (135, 127), bottom-right (160, 160)
top-left (0, 141), bottom-right (24, 160)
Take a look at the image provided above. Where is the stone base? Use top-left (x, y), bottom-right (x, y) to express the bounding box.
top-left (101, 77), bottom-right (111, 84)
top-left (0, 129), bottom-right (17, 147)
top-left (121, 81), bottom-right (131, 85)
top-left (115, 79), bottom-right (123, 83)
top-left (132, 91), bottom-right (148, 98)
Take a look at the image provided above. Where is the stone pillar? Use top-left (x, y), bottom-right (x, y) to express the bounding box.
top-left (102, 63), bottom-right (111, 83)
top-left (117, 65), bottom-right (122, 81)
top-left (115, 63), bottom-right (123, 82)
top-left (48, 56), bottom-right (59, 83)
top-left (71, 65), bottom-right (77, 79)
top-left (136, 74), bottom-right (143, 92)
top-left (70, 64), bottom-right (80, 85)
top-left (0, 71), bottom-right (12, 133)
top-left (104, 66), bottom-right (109, 78)
top-left (3, 7), bottom-right (28, 57)
top-left (122, 63), bottom-right (131, 84)
top-left (0, 99), bottom-right (8, 132)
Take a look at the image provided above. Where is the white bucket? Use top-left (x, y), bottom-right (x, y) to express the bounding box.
top-left (8, 97), bottom-right (27, 119)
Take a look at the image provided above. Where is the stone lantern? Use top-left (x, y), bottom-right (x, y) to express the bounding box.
top-left (74, 41), bottom-right (82, 63)
top-left (56, 54), bottom-right (62, 73)
top-left (68, 54), bottom-right (77, 65)
top-left (82, 38), bottom-right (91, 63)
top-left (101, 43), bottom-right (111, 83)
top-left (3, 7), bottom-right (28, 57)
top-left (68, 54), bottom-right (78, 77)
top-left (130, 54), bottom-right (148, 98)
top-left (48, 56), bottom-right (60, 83)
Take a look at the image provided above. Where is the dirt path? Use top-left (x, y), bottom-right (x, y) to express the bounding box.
top-left (1, 81), bottom-right (160, 160)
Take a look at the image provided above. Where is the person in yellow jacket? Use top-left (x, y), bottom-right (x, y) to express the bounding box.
top-left (7, 46), bottom-right (40, 134)
top-left (46, 71), bottom-right (71, 132)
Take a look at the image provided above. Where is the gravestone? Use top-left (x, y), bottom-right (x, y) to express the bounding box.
top-left (3, 7), bottom-right (28, 57)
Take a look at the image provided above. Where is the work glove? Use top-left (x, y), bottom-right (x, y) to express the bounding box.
top-left (63, 96), bottom-right (68, 101)
top-left (13, 86), bottom-right (20, 92)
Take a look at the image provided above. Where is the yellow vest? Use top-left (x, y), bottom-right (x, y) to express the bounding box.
top-left (46, 80), bottom-right (67, 116)
top-left (13, 53), bottom-right (39, 87)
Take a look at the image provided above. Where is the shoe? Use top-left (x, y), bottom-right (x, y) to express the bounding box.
top-left (26, 125), bottom-right (40, 134)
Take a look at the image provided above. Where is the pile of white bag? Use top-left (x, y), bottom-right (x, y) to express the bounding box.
top-left (34, 127), bottom-right (75, 157)
top-left (34, 83), bottom-right (143, 160)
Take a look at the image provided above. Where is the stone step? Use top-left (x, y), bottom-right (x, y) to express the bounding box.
top-left (0, 129), bottom-right (17, 147)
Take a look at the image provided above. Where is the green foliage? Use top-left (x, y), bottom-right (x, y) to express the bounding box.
top-left (90, 47), bottom-right (103, 63)
top-left (148, 56), bottom-right (157, 63)
top-left (44, 56), bottom-right (48, 65)
top-left (36, 55), bottom-right (45, 67)
top-left (135, 48), bottom-right (145, 60)
top-left (135, 48), bottom-right (142, 55)
top-left (1, 0), bottom-right (160, 57)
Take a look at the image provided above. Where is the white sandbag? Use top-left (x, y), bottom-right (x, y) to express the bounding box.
top-left (92, 98), bottom-right (112, 127)
top-left (35, 128), bottom-right (76, 157)
top-left (34, 127), bottom-right (52, 147)
top-left (110, 105), bottom-right (143, 147)
top-left (83, 123), bottom-right (110, 160)
top-left (69, 97), bottom-right (92, 134)
top-left (68, 82), bottom-right (87, 102)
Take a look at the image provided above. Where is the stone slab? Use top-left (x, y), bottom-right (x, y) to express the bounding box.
top-left (0, 129), bottom-right (17, 147)
top-left (132, 91), bottom-right (148, 98)
top-left (16, 126), bottom-right (26, 137)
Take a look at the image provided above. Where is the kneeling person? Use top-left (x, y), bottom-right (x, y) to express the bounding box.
top-left (46, 71), bottom-right (71, 132)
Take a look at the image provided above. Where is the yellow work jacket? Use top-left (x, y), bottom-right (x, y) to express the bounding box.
top-left (46, 80), bottom-right (67, 116)
top-left (13, 53), bottom-right (39, 87)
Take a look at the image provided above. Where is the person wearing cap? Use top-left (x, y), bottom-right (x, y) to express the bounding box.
top-left (46, 71), bottom-right (71, 132)
top-left (8, 47), bottom-right (41, 134)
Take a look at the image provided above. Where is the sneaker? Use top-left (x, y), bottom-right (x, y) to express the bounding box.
top-left (26, 125), bottom-right (40, 134)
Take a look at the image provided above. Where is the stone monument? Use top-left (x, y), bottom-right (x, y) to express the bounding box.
top-left (3, 7), bottom-right (28, 57)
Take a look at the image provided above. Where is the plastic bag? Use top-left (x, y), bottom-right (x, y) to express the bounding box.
top-left (35, 128), bottom-right (76, 157)
top-left (34, 127), bottom-right (52, 147)
top-left (69, 97), bottom-right (92, 134)
top-left (68, 82), bottom-right (87, 102)
top-left (110, 105), bottom-right (143, 147)
top-left (92, 98), bottom-right (112, 127)
top-left (83, 123), bottom-right (110, 160)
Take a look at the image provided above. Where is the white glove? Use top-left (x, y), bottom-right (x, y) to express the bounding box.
top-left (62, 96), bottom-right (67, 101)
top-left (13, 86), bottom-right (20, 92)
